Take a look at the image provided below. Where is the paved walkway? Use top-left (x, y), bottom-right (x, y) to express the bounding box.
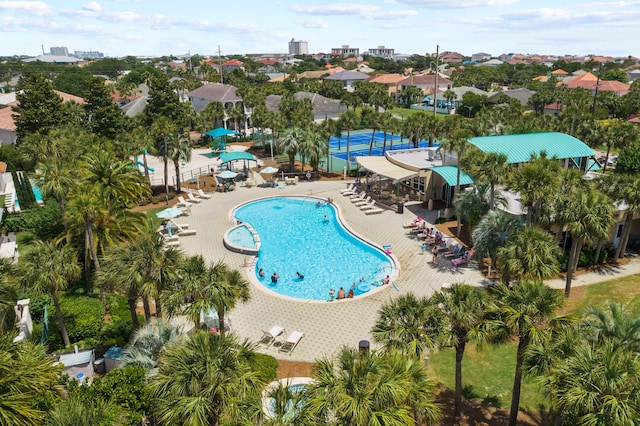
top-left (172, 171), bottom-right (640, 362)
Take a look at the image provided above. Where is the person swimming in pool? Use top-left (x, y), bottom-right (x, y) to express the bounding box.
top-left (337, 287), bottom-right (345, 299)
top-left (271, 272), bottom-right (279, 283)
top-left (258, 268), bottom-right (265, 278)
top-left (296, 272), bottom-right (304, 279)
top-left (346, 288), bottom-right (354, 298)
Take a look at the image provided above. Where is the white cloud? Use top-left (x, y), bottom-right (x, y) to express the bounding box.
top-left (297, 18), bottom-right (329, 28)
top-left (290, 3), bottom-right (416, 20)
top-left (394, 0), bottom-right (519, 8)
top-left (0, 1), bottom-right (52, 16)
top-left (83, 1), bottom-right (102, 12)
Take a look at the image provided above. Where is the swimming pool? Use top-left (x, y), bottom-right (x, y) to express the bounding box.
top-left (233, 196), bottom-right (395, 301)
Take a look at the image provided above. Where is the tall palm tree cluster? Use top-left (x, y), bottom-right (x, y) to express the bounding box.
top-left (373, 283), bottom-right (640, 425)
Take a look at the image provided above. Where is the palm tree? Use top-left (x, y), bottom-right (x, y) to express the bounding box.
top-left (371, 293), bottom-right (443, 358)
top-left (301, 127), bottom-right (329, 172)
top-left (121, 319), bottom-right (185, 370)
top-left (0, 260), bottom-right (16, 332)
top-left (151, 117), bottom-right (178, 200)
top-left (200, 101), bottom-right (225, 129)
top-left (360, 106), bottom-right (381, 155)
top-left (305, 347), bottom-right (440, 425)
top-left (488, 280), bottom-right (565, 426)
top-left (228, 103), bottom-right (245, 132)
top-left (440, 127), bottom-right (474, 235)
top-left (278, 127), bottom-right (303, 173)
top-left (97, 227), bottom-right (182, 324)
top-left (600, 119), bottom-right (640, 172)
top-left (167, 132), bottom-right (192, 193)
top-left (598, 173), bottom-right (640, 261)
top-left (83, 151), bottom-right (151, 208)
top-left (471, 210), bottom-right (523, 271)
top-left (149, 330), bottom-right (265, 426)
top-left (432, 284), bottom-right (491, 418)
top-left (44, 396), bottom-right (116, 426)
top-left (469, 152), bottom-right (511, 210)
top-left (34, 156), bottom-right (76, 232)
top-left (557, 188), bottom-right (614, 297)
top-left (507, 153), bottom-right (562, 226)
top-left (162, 256), bottom-right (249, 333)
top-left (17, 241), bottom-right (81, 347)
top-left (453, 180), bottom-right (507, 234)
top-left (496, 226), bottom-right (563, 284)
top-left (338, 110), bottom-right (358, 174)
top-left (0, 335), bottom-right (62, 426)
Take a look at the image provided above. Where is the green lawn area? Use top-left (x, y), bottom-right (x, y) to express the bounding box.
top-left (570, 273), bottom-right (640, 315)
top-left (429, 344), bottom-right (548, 412)
top-left (429, 272), bottom-right (640, 413)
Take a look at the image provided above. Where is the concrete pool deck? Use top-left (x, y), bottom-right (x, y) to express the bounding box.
top-left (174, 178), bottom-right (640, 363)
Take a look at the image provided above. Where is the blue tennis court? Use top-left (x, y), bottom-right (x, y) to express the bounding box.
top-left (329, 131), bottom-right (403, 149)
top-left (331, 140), bottom-right (437, 162)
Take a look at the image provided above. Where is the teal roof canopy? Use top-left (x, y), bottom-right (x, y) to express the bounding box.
top-left (219, 152), bottom-right (257, 164)
top-left (469, 132), bottom-right (595, 164)
top-left (429, 165), bottom-right (474, 186)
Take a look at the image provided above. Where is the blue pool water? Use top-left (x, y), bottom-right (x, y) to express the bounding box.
top-left (233, 197), bottom-right (393, 301)
top-left (227, 225), bottom-right (256, 249)
top-left (14, 179), bottom-right (43, 207)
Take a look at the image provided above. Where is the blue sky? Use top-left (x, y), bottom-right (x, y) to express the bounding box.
top-left (1, 0), bottom-right (639, 58)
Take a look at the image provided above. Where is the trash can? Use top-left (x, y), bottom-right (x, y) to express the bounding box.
top-left (358, 340), bottom-right (370, 355)
top-left (397, 202), bottom-right (404, 214)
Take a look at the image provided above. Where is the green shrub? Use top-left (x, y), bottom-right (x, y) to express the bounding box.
top-left (48, 295), bottom-right (104, 350)
top-left (90, 366), bottom-right (151, 425)
top-left (253, 352), bottom-right (278, 383)
top-left (1, 199), bottom-right (63, 240)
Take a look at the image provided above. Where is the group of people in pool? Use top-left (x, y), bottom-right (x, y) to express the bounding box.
top-left (258, 269), bottom-right (304, 284)
top-left (329, 286), bottom-right (354, 301)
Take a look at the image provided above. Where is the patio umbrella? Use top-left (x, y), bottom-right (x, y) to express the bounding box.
top-left (204, 127), bottom-right (241, 138)
top-left (156, 206), bottom-right (185, 219)
top-left (218, 170), bottom-right (238, 179)
top-left (260, 166), bottom-right (279, 174)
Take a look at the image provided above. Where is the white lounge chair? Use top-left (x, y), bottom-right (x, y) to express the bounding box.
top-left (353, 196), bottom-right (371, 206)
top-left (259, 325), bottom-right (284, 347)
top-left (278, 331), bottom-right (304, 355)
top-left (360, 199), bottom-right (377, 210)
top-left (170, 220), bottom-right (196, 236)
top-left (177, 196), bottom-right (192, 208)
top-left (351, 193), bottom-right (369, 203)
top-left (349, 191), bottom-right (366, 202)
top-left (342, 186), bottom-right (359, 196)
top-left (197, 189), bottom-right (212, 199)
top-left (365, 207), bottom-right (384, 215)
top-left (340, 183), bottom-right (356, 194)
top-left (187, 192), bottom-right (202, 203)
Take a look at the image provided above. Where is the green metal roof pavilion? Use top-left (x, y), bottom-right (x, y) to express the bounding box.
top-left (219, 151), bottom-right (257, 164)
top-left (429, 166), bottom-right (474, 186)
top-left (469, 132), bottom-right (595, 164)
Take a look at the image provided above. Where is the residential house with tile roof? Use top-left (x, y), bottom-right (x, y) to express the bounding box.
top-left (366, 73), bottom-right (405, 97)
top-left (189, 83), bottom-right (248, 132)
top-left (264, 91), bottom-right (347, 121)
top-left (558, 72), bottom-right (629, 95)
top-left (324, 70), bottom-right (370, 91)
top-left (0, 90), bottom-right (85, 146)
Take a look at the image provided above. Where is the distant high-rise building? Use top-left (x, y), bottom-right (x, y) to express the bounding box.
top-left (366, 46), bottom-right (394, 59)
top-left (331, 45), bottom-right (359, 57)
top-left (49, 46), bottom-right (69, 56)
top-left (74, 50), bottom-right (105, 59)
top-left (288, 38), bottom-right (308, 55)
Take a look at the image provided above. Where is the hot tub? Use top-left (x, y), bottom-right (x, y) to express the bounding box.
top-left (223, 223), bottom-right (261, 255)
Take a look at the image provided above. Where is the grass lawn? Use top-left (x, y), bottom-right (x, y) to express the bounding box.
top-left (429, 344), bottom-right (548, 412)
top-left (569, 273), bottom-right (640, 315)
top-left (429, 272), bottom-right (640, 413)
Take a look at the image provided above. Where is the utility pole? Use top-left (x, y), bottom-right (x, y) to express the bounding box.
top-left (591, 63), bottom-right (602, 115)
top-left (433, 44), bottom-right (439, 117)
top-left (218, 45), bottom-right (223, 84)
